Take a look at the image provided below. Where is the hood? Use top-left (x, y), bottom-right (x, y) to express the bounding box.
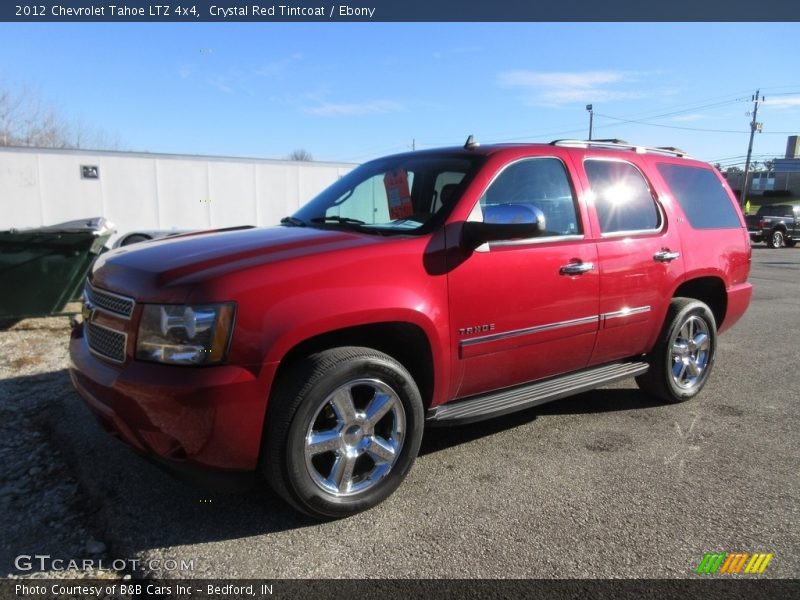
top-left (89, 226), bottom-right (379, 301)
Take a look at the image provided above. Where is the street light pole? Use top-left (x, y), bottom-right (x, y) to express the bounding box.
top-left (586, 104), bottom-right (594, 141)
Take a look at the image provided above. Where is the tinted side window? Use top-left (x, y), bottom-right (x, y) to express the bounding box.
top-left (584, 160), bottom-right (660, 234)
top-left (480, 158), bottom-right (581, 237)
top-left (657, 163), bottom-right (741, 229)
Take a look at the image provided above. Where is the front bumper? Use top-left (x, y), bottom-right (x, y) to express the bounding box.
top-left (69, 323), bottom-right (278, 473)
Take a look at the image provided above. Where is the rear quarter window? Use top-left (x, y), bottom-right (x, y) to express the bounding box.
top-left (656, 163), bottom-right (741, 229)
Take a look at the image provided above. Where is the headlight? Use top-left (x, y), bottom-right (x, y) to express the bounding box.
top-left (135, 303), bottom-right (235, 365)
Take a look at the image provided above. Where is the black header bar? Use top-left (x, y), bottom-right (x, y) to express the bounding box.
top-left (2, 1), bottom-right (799, 22)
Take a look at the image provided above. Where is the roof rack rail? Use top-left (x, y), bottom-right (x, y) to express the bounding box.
top-left (549, 139), bottom-right (690, 158)
top-left (654, 146), bottom-right (688, 157)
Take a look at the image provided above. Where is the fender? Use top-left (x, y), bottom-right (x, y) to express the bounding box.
top-left (260, 285), bottom-right (451, 407)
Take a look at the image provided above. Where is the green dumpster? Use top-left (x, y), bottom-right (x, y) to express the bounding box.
top-left (0, 217), bottom-right (114, 320)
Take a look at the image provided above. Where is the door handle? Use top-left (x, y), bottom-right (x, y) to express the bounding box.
top-left (559, 261), bottom-right (594, 275)
top-left (653, 250), bottom-right (681, 263)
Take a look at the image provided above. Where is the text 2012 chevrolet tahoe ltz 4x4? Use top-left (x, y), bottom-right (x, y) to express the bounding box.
top-left (69, 139), bottom-right (752, 518)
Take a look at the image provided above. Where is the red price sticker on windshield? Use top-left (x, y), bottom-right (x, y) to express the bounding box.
top-left (384, 169), bottom-right (413, 219)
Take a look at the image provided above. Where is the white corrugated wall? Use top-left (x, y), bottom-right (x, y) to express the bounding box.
top-left (0, 147), bottom-right (355, 244)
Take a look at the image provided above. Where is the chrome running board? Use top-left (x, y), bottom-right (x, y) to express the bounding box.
top-left (427, 361), bottom-right (649, 426)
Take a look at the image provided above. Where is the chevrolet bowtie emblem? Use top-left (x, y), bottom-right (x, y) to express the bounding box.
top-left (82, 298), bottom-right (95, 321)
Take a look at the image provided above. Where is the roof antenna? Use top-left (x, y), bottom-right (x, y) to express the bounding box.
top-left (464, 134), bottom-right (479, 150)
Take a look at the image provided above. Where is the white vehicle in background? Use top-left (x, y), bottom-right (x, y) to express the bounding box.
top-left (112, 229), bottom-right (187, 248)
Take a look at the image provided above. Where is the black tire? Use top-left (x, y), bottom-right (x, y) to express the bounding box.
top-left (636, 298), bottom-right (717, 403)
top-left (262, 347), bottom-right (424, 519)
top-left (767, 229), bottom-right (785, 248)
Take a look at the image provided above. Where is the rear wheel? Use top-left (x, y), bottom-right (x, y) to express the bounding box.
top-left (636, 298), bottom-right (717, 403)
top-left (767, 229), bottom-right (785, 248)
top-left (263, 347), bottom-right (424, 519)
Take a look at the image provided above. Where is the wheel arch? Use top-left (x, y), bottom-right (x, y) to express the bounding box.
top-left (270, 321), bottom-right (436, 412)
top-left (672, 276), bottom-right (727, 329)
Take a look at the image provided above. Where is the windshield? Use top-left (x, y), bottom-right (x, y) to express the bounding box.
top-left (291, 153), bottom-right (484, 234)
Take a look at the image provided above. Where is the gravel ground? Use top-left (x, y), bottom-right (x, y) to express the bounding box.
top-left (0, 309), bottom-right (120, 580)
top-left (1, 248), bottom-right (798, 580)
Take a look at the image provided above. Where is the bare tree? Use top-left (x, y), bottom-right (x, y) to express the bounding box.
top-left (69, 116), bottom-right (121, 150)
top-left (0, 82), bottom-right (120, 150)
top-left (287, 148), bottom-right (313, 161)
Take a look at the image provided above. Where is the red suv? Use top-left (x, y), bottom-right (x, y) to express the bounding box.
top-left (69, 139), bottom-right (752, 518)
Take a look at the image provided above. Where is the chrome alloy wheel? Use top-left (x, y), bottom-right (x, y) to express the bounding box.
top-left (304, 379), bottom-right (406, 497)
top-left (670, 315), bottom-right (711, 389)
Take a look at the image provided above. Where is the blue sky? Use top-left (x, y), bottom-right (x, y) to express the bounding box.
top-left (0, 22), bottom-right (798, 167)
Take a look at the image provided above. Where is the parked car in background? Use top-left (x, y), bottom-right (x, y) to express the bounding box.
top-left (69, 139), bottom-right (752, 519)
top-left (746, 204), bottom-right (800, 248)
top-left (112, 230), bottom-right (187, 248)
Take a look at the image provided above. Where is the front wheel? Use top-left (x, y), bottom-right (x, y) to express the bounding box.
top-left (263, 347), bottom-right (424, 519)
top-left (636, 298), bottom-right (717, 403)
top-left (767, 229), bottom-right (785, 248)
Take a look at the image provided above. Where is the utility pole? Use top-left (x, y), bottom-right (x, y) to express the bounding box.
top-left (586, 104), bottom-right (594, 141)
top-left (740, 90), bottom-right (764, 207)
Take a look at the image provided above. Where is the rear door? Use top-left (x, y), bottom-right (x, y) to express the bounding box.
top-left (571, 155), bottom-right (685, 365)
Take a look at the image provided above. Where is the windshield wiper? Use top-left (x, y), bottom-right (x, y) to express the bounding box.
top-left (308, 215), bottom-right (387, 236)
top-left (280, 216), bottom-right (307, 227)
top-left (310, 216), bottom-right (366, 225)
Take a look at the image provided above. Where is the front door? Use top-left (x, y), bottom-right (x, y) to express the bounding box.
top-left (446, 156), bottom-right (600, 399)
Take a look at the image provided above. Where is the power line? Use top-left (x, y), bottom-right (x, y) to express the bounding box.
top-left (427, 89), bottom-right (793, 148)
top-left (708, 153), bottom-right (779, 162)
top-left (595, 113), bottom-right (747, 133)
top-left (473, 95), bottom-right (750, 143)
top-left (596, 113), bottom-right (797, 135)
top-left (614, 98), bottom-right (746, 122)
top-left (336, 87), bottom-right (798, 162)
top-left (600, 90), bottom-right (751, 121)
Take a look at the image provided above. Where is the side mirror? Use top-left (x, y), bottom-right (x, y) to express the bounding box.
top-left (462, 204), bottom-right (545, 248)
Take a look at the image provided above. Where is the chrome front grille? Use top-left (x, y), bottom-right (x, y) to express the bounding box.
top-left (85, 283), bottom-right (135, 318)
top-left (86, 322), bottom-right (127, 363)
